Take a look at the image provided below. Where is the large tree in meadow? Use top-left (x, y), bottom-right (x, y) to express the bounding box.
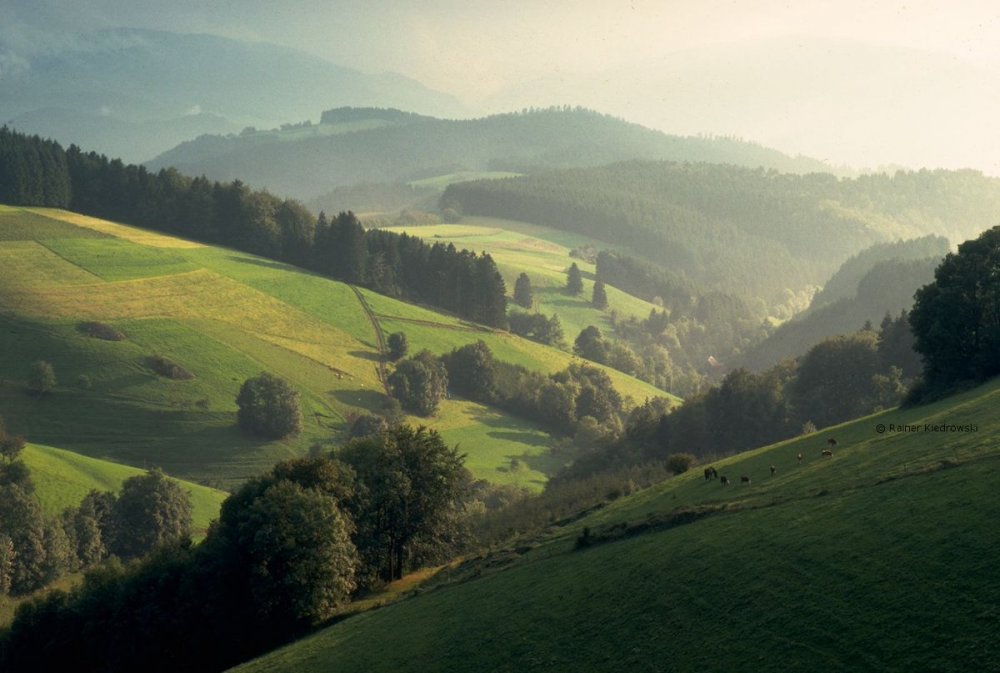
top-left (236, 372), bottom-right (303, 438)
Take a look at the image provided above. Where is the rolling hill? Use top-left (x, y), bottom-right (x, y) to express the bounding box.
top-left (0, 205), bottom-right (671, 491)
top-left (442, 162), bottom-right (1000, 303)
top-left (146, 107), bottom-right (834, 203)
top-left (232, 377), bottom-right (1000, 673)
top-left (0, 29), bottom-right (465, 163)
top-left (385, 217), bottom-right (666, 343)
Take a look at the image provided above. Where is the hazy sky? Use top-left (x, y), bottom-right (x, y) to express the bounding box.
top-left (4, 1), bottom-right (1000, 171)
top-left (5, 0), bottom-right (1000, 98)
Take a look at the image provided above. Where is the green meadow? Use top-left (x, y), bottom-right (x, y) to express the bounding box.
top-left (0, 207), bottom-right (669, 490)
top-left (233, 378), bottom-right (1000, 673)
top-left (23, 442), bottom-right (226, 532)
top-left (386, 216), bottom-right (666, 341)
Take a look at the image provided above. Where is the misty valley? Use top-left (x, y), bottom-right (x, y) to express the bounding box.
top-left (1, 7), bottom-right (999, 673)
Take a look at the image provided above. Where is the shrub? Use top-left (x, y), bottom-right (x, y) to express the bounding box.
top-left (666, 453), bottom-right (696, 475)
top-left (147, 355), bottom-right (194, 380)
top-left (387, 332), bottom-right (409, 361)
top-left (27, 361), bottom-right (57, 395)
top-left (77, 321), bottom-right (126, 341)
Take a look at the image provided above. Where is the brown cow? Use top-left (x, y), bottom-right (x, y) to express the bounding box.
top-left (769, 465), bottom-right (776, 477)
top-left (704, 466), bottom-right (718, 481)
top-left (740, 475), bottom-right (751, 485)
top-left (720, 476), bottom-right (730, 486)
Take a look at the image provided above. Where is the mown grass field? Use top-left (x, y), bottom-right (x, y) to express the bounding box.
top-left (0, 206), bottom-right (669, 490)
top-left (232, 379), bottom-right (1000, 673)
top-left (385, 217), bottom-right (666, 342)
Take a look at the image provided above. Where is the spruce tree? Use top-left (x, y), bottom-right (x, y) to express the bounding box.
top-left (514, 272), bottom-right (534, 308)
top-left (592, 280), bottom-right (608, 309)
top-left (566, 263), bottom-right (583, 295)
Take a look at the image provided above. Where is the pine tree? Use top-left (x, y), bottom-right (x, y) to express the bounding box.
top-left (566, 263), bottom-right (583, 295)
top-left (592, 280), bottom-right (608, 309)
top-left (513, 273), bottom-right (534, 308)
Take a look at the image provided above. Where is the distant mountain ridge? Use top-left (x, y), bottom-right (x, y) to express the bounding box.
top-left (146, 106), bottom-right (835, 202)
top-left (0, 28), bottom-right (465, 162)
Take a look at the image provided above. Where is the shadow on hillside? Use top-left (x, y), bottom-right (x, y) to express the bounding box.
top-left (330, 387), bottom-right (388, 409)
top-left (487, 430), bottom-right (550, 448)
top-left (348, 349), bottom-right (381, 362)
top-left (225, 255), bottom-right (294, 271)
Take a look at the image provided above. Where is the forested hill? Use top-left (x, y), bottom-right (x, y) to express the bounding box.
top-left (145, 107), bottom-right (834, 201)
top-left (442, 162), bottom-right (1000, 302)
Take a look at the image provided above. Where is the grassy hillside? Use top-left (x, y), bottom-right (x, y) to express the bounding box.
top-left (23, 442), bottom-right (226, 532)
top-left (0, 206), bottom-right (668, 490)
top-left (385, 217), bottom-right (665, 343)
top-left (232, 379), bottom-right (1000, 673)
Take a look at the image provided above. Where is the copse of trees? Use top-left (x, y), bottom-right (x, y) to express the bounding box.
top-left (0, 449), bottom-right (195, 598)
top-left (0, 426), bottom-right (473, 672)
top-left (0, 127), bottom-right (507, 328)
top-left (388, 351), bottom-right (449, 416)
top-left (910, 225), bottom-right (1000, 393)
top-left (236, 373), bottom-right (303, 439)
top-left (438, 340), bottom-right (630, 439)
top-left (507, 311), bottom-right (565, 347)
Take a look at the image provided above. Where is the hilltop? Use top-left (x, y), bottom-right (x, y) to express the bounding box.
top-left (1, 29), bottom-right (464, 163)
top-left (0, 205), bottom-right (669, 490)
top-left (146, 107), bottom-right (834, 202)
top-left (232, 377), bottom-right (1000, 673)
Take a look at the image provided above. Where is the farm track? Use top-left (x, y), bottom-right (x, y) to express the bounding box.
top-left (373, 314), bottom-right (490, 333)
top-left (349, 285), bottom-right (390, 394)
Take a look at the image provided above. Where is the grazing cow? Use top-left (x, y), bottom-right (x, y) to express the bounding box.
top-left (740, 476), bottom-right (751, 485)
top-left (827, 438), bottom-right (838, 448)
top-left (822, 449), bottom-right (833, 457)
top-left (769, 465), bottom-right (776, 477)
top-left (704, 467), bottom-right (715, 481)
top-left (797, 452), bottom-right (803, 464)
top-left (720, 476), bottom-right (730, 486)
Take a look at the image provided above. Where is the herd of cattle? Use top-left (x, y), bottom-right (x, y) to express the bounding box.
top-left (704, 438), bottom-right (838, 486)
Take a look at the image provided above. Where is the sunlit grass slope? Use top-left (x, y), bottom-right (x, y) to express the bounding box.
top-left (386, 216), bottom-right (665, 341)
top-left (0, 206), bottom-right (669, 489)
top-left (233, 379), bottom-right (1000, 673)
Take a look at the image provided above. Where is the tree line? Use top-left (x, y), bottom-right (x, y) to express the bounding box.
top-left (1, 419), bottom-right (193, 598)
top-left (0, 424), bottom-right (470, 673)
top-left (387, 340), bottom-right (638, 442)
top-left (0, 127), bottom-right (507, 327)
top-left (558, 312), bottom-right (918, 480)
